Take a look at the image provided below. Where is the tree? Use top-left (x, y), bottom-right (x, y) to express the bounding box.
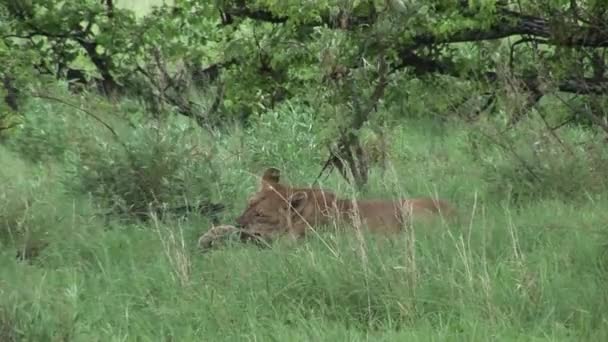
top-left (1, 0), bottom-right (607, 187)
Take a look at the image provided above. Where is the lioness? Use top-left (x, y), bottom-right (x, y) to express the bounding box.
top-left (235, 167), bottom-right (456, 239)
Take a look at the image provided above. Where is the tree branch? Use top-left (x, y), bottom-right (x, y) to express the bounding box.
top-left (394, 50), bottom-right (608, 95)
top-left (224, 4), bottom-right (608, 48)
top-left (222, 4), bottom-right (375, 29)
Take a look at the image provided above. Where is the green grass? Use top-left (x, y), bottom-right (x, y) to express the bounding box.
top-left (1, 96), bottom-right (608, 340)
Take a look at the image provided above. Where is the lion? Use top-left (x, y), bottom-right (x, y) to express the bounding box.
top-left (235, 167), bottom-right (457, 239)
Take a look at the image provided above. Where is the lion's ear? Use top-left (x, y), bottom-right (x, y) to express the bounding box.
top-left (288, 191), bottom-right (308, 212)
top-left (260, 167), bottom-right (281, 189)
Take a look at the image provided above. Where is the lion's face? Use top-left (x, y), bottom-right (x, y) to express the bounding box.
top-left (235, 168), bottom-right (309, 235)
top-left (236, 191), bottom-right (285, 231)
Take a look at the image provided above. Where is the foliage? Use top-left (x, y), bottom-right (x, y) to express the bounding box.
top-left (6, 97), bottom-right (70, 162)
top-left (64, 116), bottom-right (222, 221)
top-left (469, 119), bottom-right (608, 203)
top-left (1, 0), bottom-right (607, 187)
top-left (0, 146), bottom-right (67, 248)
top-left (1, 0), bottom-right (608, 339)
top-left (243, 101), bottom-right (324, 172)
top-left (0, 0), bottom-right (606, 120)
top-left (1, 105), bottom-right (608, 339)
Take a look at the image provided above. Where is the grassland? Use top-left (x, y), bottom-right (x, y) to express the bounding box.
top-left (2, 92), bottom-right (608, 340)
top-left (1, 1), bottom-right (607, 341)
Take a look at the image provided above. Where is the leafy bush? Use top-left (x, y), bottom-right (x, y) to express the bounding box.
top-left (0, 148), bottom-right (33, 239)
top-left (244, 102), bottom-right (324, 174)
top-left (468, 122), bottom-right (608, 203)
top-left (6, 98), bottom-right (70, 163)
top-left (0, 147), bottom-right (65, 256)
top-left (64, 118), bottom-right (223, 221)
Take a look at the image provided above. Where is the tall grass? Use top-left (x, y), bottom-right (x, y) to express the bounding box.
top-left (1, 92), bottom-right (607, 340)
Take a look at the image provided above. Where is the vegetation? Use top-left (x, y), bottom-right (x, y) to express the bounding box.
top-left (1, 0), bottom-right (608, 340)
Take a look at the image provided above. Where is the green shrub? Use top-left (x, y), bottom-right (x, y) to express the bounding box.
top-left (244, 102), bottom-right (324, 175)
top-left (468, 121), bottom-right (608, 203)
top-left (64, 118), bottom-right (223, 221)
top-left (0, 147), bottom-right (66, 258)
top-left (6, 98), bottom-right (70, 163)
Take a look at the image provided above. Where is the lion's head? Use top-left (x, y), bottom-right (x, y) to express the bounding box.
top-left (235, 168), bottom-right (334, 237)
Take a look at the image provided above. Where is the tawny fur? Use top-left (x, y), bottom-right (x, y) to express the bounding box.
top-left (235, 168), bottom-right (457, 239)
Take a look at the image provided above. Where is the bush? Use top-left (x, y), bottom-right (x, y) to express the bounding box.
top-left (244, 102), bottom-right (324, 174)
top-left (0, 147), bottom-right (66, 259)
top-left (6, 98), bottom-right (70, 163)
top-left (0, 148), bottom-right (33, 239)
top-left (64, 117), bottom-right (224, 221)
top-left (468, 122), bottom-right (608, 203)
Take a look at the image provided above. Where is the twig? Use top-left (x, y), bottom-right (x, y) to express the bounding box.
top-left (549, 116), bottom-right (575, 130)
top-left (554, 92), bottom-right (608, 135)
top-left (537, 109), bottom-right (574, 155)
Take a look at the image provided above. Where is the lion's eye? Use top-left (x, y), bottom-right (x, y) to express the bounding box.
top-left (255, 210), bottom-right (271, 219)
